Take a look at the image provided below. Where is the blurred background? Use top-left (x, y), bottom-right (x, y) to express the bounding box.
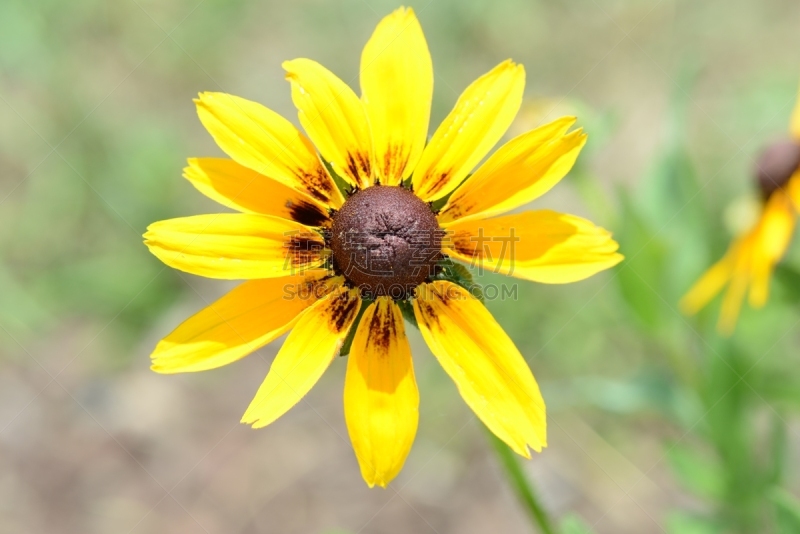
top-left (3, 0), bottom-right (800, 532)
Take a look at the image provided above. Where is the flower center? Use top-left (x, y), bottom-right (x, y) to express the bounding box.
top-left (329, 185), bottom-right (443, 299)
top-left (755, 140), bottom-right (800, 198)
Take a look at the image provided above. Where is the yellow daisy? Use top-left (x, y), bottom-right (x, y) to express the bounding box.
top-left (144, 7), bottom-right (623, 487)
top-left (680, 86), bottom-right (800, 334)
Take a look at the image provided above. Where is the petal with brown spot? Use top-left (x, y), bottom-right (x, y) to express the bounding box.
top-left (438, 117), bottom-right (586, 224)
top-left (184, 158), bottom-right (330, 226)
top-left (344, 297), bottom-right (418, 487)
top-left (360, 7), bottom-right (432, 186)
top-left (413, 61), bottom-right (525, 202)
top-left (443, 210), bottom-right (622, 284)
top-left (144, 213), bottom-right (327, 279)
top-left (151, 272), bottom-right (342, 373)
top-left (284, 59), bottom-right (374, 189)
top-left (194, 92), bottom-right (343, 208)
top-left (413, 281), bottom-right (545, 457)
top-left (241, 286), bottom-right (361, 428)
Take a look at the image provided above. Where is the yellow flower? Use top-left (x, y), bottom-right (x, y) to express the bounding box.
top-left (680, 86), bottom-right (800, 335)
top-left (144, 7), bottom-right (623, 487)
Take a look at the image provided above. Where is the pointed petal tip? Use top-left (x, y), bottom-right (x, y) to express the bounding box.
top-left (150, 353), bottom-right (192, 375)
top-left (519, 436), bottom-right (547, 457)
top-left (194, 91), bottom-right (215, 105)
top-left (240, 413), bottom-right (259, 428)
top-left (549, 115), bottom-right (579, 130)
top-left (500, 59), bottom-right (524, 75)
top-left (382, 5), bottom-right (417, 22)
top-left (282, 58), bottom-right (306, 75)
top-left (362, 472), bottom-right (392, 489)
top-left (677, 298), bottom-right (694, 316)
top-left (149, 363), bottom-right (176, 375)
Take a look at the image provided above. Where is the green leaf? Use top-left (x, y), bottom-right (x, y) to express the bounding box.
top-left (322, 158), bottom-right (356, 199)
top-left (428, 174), bottom-right (470, 213)
top-left (434, 257), bottom-right (484, 302)
top-left (771, 488), bottom-right (800, 534)
top-left (396, 299), bottom-right (419, 330)
top-left (338, 299), bottom-right (370, 357)
top-left (774, 264), bottom-right (800, 304)
top-left (757, 369), bottom-right (800, 410)
top-left (667, 444), bottom-right (724, 500)
top-left (665, 512), bottom-right (722, 534)
top-left (614, 188), bottom-right (669, 329)
top-left (639, 64), bottom-right (706, 236)
top-left (560, 514), bottom-right (595, 534)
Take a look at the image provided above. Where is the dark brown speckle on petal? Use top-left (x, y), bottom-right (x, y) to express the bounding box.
top-left (329, 290), bottom-right (360, 333)
top-left (365, 303), bottom-right (396, 354)
top-left (346, 151), bottom-right (372, 187)
top-left (284, 233), bottom-right (325, 267)
top-left (287, 200), bottom-right (329, 227)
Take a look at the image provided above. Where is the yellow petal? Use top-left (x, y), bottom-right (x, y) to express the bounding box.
top-left (757, 190), bottom-right (796, 261)
top-left (151, 272), bottom-right (342, 373)
top-left (344, 298), bottom-right (418, 488)
top-left (195, 92), bottom-right (343, 208)
top-left (787, 171), bottom-right (800, 210)
top-left (439, 117), bottom-right (587, 224)
top-left (413, 281), bottom-right (545, 456)
top-left (360, 7), bottom-right (432, 186)
top-left (412, 60), bottom-right (525, 202)
top-left (284, 59), bottom-right (374, 189)
top-left (748, 253), bottom-right (771, 310)
top-left (748, 190), bottom-right (795, 308)
top-left (184, 158), bottom-right (330, 226)
top-left (679, 250), bottom-right (736, 316)
top-left (443, 210), bottom-right (623, 283)
top-left (681, 190), bottom-right (796, 334)
top-left (144, 214), bottom-right (326, 279)
top-left (790, 82), bottom-right (800, 141)
top-left (241, 287), bottom-right (361, 428)
top-left (718, 241), bottom-right (751, 336)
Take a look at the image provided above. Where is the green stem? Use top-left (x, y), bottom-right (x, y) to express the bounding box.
top-left (486, 430), bottom-right (556, 534)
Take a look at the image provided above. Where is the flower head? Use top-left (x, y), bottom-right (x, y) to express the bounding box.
top-left (144, 7), bottom-right (622, 487)
top-left (680, 85), bottom-right (800, 334)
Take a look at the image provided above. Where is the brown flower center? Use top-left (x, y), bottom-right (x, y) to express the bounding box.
top-left (755, 140), bottom-right (800, 198)
top-left (329, 185), bottom-right (443, 299)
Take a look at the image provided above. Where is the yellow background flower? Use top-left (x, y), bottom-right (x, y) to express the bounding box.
top-left (680, 86), bottom-right (800, 334)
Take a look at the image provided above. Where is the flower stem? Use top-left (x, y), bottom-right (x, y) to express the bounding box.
top-left (487, 430), bottom-right (556, 534)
